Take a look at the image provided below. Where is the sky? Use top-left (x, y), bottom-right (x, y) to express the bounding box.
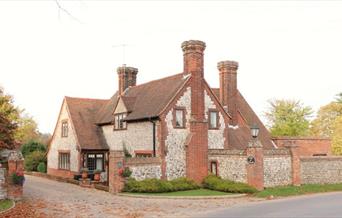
top-left (0, 1), bottom-right (341, 134)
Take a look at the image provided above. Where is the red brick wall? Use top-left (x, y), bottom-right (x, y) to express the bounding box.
top-left (273, 137), bottom-right (331, 156)
top-left (47, 168), bottom-right (76, 179)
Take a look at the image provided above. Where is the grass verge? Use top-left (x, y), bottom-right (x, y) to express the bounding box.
top-left (255, 183), bottom-right (342, 198)
top-left (0, 199), bottom-right (14, 212)
top-left (126, 188), bottom-right (232, 196)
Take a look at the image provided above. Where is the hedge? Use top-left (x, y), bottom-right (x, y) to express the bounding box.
top-left (203, 175), bottom-right (257, 194)
top-left (123, 177), bottom-right (200, 193)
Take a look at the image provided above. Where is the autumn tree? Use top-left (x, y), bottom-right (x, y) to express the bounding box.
top-left (310, 93), bottom-right (342, 154)
top-left (0, 113), bottom-right (18, 149)
top-left (0, 87), bottom-right (42, 145)
top-left (265, 99), bottom-right (313, 137)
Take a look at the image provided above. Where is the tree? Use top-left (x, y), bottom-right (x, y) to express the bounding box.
top-left (0, 113), bottom-right (18, 149)
top-left (332, 116), bottom-right (342, 155)
top-left (21, 140), bottom-right (47, 158)
top-left (310, 102), bottom-right (342, 137)
top-left (0, 87), bottom-right (41, 145)
top-left (335, 92), bottom-right (342, 103)
top-left (265, 99), bottom-right (313, 137)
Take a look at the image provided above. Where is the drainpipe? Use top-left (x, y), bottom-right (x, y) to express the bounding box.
top-left (149, 118), bottom-right (156, 157)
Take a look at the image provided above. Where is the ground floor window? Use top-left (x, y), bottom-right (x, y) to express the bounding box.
top-left (86, 153), bottom-right (104, 171)
top-left (59, 152), bottom-right (70, 170)
top-left (210, 161), bottom-right (218, 176)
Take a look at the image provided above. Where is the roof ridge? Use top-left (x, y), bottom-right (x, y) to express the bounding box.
top-left (128, 72), bottom-right (183, 90)
top-left (65, 96), bottom-right (109, 101)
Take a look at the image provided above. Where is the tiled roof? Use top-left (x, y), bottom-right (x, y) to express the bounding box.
top-left (95, 73), bottom-right (189, 123)
top-left (212, 88), bottom-right (274, 149)
top-left (65, 97), bottom-right (109, 150)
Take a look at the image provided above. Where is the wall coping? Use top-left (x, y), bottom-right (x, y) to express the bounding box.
top-left (208, 149), bottom-right (245, 156)
top-left (125, 157), bottom-right (161, 166)
top-left (301, 156), bottom-right (342, 161)
top-left (272, 137), bottom-right (330, 141)
top-left (264, 149), bottom-right (291, 156)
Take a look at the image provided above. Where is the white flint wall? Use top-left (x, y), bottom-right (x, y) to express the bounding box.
top-left (165, 87), bottom-right (191, 180)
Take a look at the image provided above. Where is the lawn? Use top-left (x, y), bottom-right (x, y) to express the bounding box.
top-left (255, 183), bottom-right (342, 198)
top-left (126, 188), bottom-right (232, 196)
top-left (0, 199), bottom-right (14, 212)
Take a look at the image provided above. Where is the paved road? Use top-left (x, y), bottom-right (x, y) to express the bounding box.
top-left (199, 192), bottom-right (342, 218)
top-left (23, 175), bottom-right (255, 218)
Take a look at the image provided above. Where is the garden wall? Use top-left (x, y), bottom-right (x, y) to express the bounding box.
top-left (209, 149), bottom-right (247, 183)
top-left (301, 156), bottom-right (342, 184)
top-left (273, 137), bottom-right (331, 156)
top-left (0, 168), bottom-right (6, 200)
top-left (125, 157), bottom-right (162, 181)
top-left (263, 149), bottom-right (292, 187)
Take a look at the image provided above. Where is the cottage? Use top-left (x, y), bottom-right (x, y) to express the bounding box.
top-left (47, 40), bottom-right (331, 190)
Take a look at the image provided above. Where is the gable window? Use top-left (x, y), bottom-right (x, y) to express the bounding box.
top-left (58, 152), bottom-right (70, 170)
top-left (174, 108), bottom-right (185, 128)
top-left (61, 121), bottom-right (68, 137)
top-left (210, 161), bottom-right (218, 176)
top-left (114, 113), bottom-right (127, 130)
top-left (209, 110), bottom-right (219, 129)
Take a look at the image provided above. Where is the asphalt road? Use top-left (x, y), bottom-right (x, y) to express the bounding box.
top-left (198, 192), bottom-right (342, 218)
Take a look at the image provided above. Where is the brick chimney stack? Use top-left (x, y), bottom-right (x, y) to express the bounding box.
top-left (217, 60), bottom-right (239, 125)
top-left (181, 40), bottom-right (208, 183)
top-left (117, 65), bottom-right (138, 95)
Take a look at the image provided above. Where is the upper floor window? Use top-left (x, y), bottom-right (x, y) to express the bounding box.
top-left (114, 113), bottom-right (127, 130)
top-left (61, 121), bottom-right (68, 137)
top-left (174, 108), bottom-right (185, 128)
top-left (209, 110), bottom-right (219, 129)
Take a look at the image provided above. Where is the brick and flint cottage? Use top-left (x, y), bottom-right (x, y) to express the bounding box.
top-left (47, 40), bottom-right (331, 191)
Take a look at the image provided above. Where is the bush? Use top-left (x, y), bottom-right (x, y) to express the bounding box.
top-left (121, 167), bottom-right (132, 178)
top-left (37, 162), bottom-right (46, 173)
top-left (24, 150), bottom-right (46, 171)
top-left (21, 140), bottom-right (46, 158)
top-left (123, 177), bottom-right (199, 193)
top-left (11, 172), bottom-right (25, 186)
top-left (203, 175), bottom-right (257, 194)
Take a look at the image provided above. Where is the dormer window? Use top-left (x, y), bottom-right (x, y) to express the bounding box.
top-left (61, 121), bottom-right (68, 137)
top-left (114, 113), bottom-right (127, 130)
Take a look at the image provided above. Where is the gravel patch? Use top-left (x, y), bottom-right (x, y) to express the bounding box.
top-left (23, 175), bottom-right (260, 218)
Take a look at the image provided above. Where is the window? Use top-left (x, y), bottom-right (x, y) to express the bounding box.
top-left (58, 152), bottom-right (70, 170)
top-left (86, 153), bottom-right (104, 171)
top-left (210, 161), bottom-right (218, 176)
top-left (174, 108), bottom-right (185, 128)
top-left (209, 110), bottom-right (218, 129)
top-left (61, 121), bottom-right (68, 137)
top-left (114, 113), bottom-right (127, 130)
top-left (135, 150), bottom-right (153, 158)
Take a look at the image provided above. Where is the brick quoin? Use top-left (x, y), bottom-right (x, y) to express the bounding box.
top-left (286, 144), bottom-right (301, 186)
top-left (182, 40), bottom-right (208, 183)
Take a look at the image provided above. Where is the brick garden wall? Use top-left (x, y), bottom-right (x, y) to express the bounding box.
top-left (273, 137), bottom-right (331, 156)
top-left (301, 156), bottom-right (342, 184)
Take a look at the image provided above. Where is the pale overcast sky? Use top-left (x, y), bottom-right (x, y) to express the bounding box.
top-left (1, 1), bottom-right (341, 133)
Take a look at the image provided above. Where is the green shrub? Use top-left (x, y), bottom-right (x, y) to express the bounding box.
top-left (37, 162), bottom-right (46, 173)
top-left (21, 140), bottom-right (46, 158)
top-left (121, 167), bottom-right (132, 178)
top-left (169, 177), bottom-right (200, 191)
top-left (24, 150), bottom-right (46, 171)
top-left (203, 175), bottom-right (257, 194)
top-left (124, 177), bottom-right (199, 193)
